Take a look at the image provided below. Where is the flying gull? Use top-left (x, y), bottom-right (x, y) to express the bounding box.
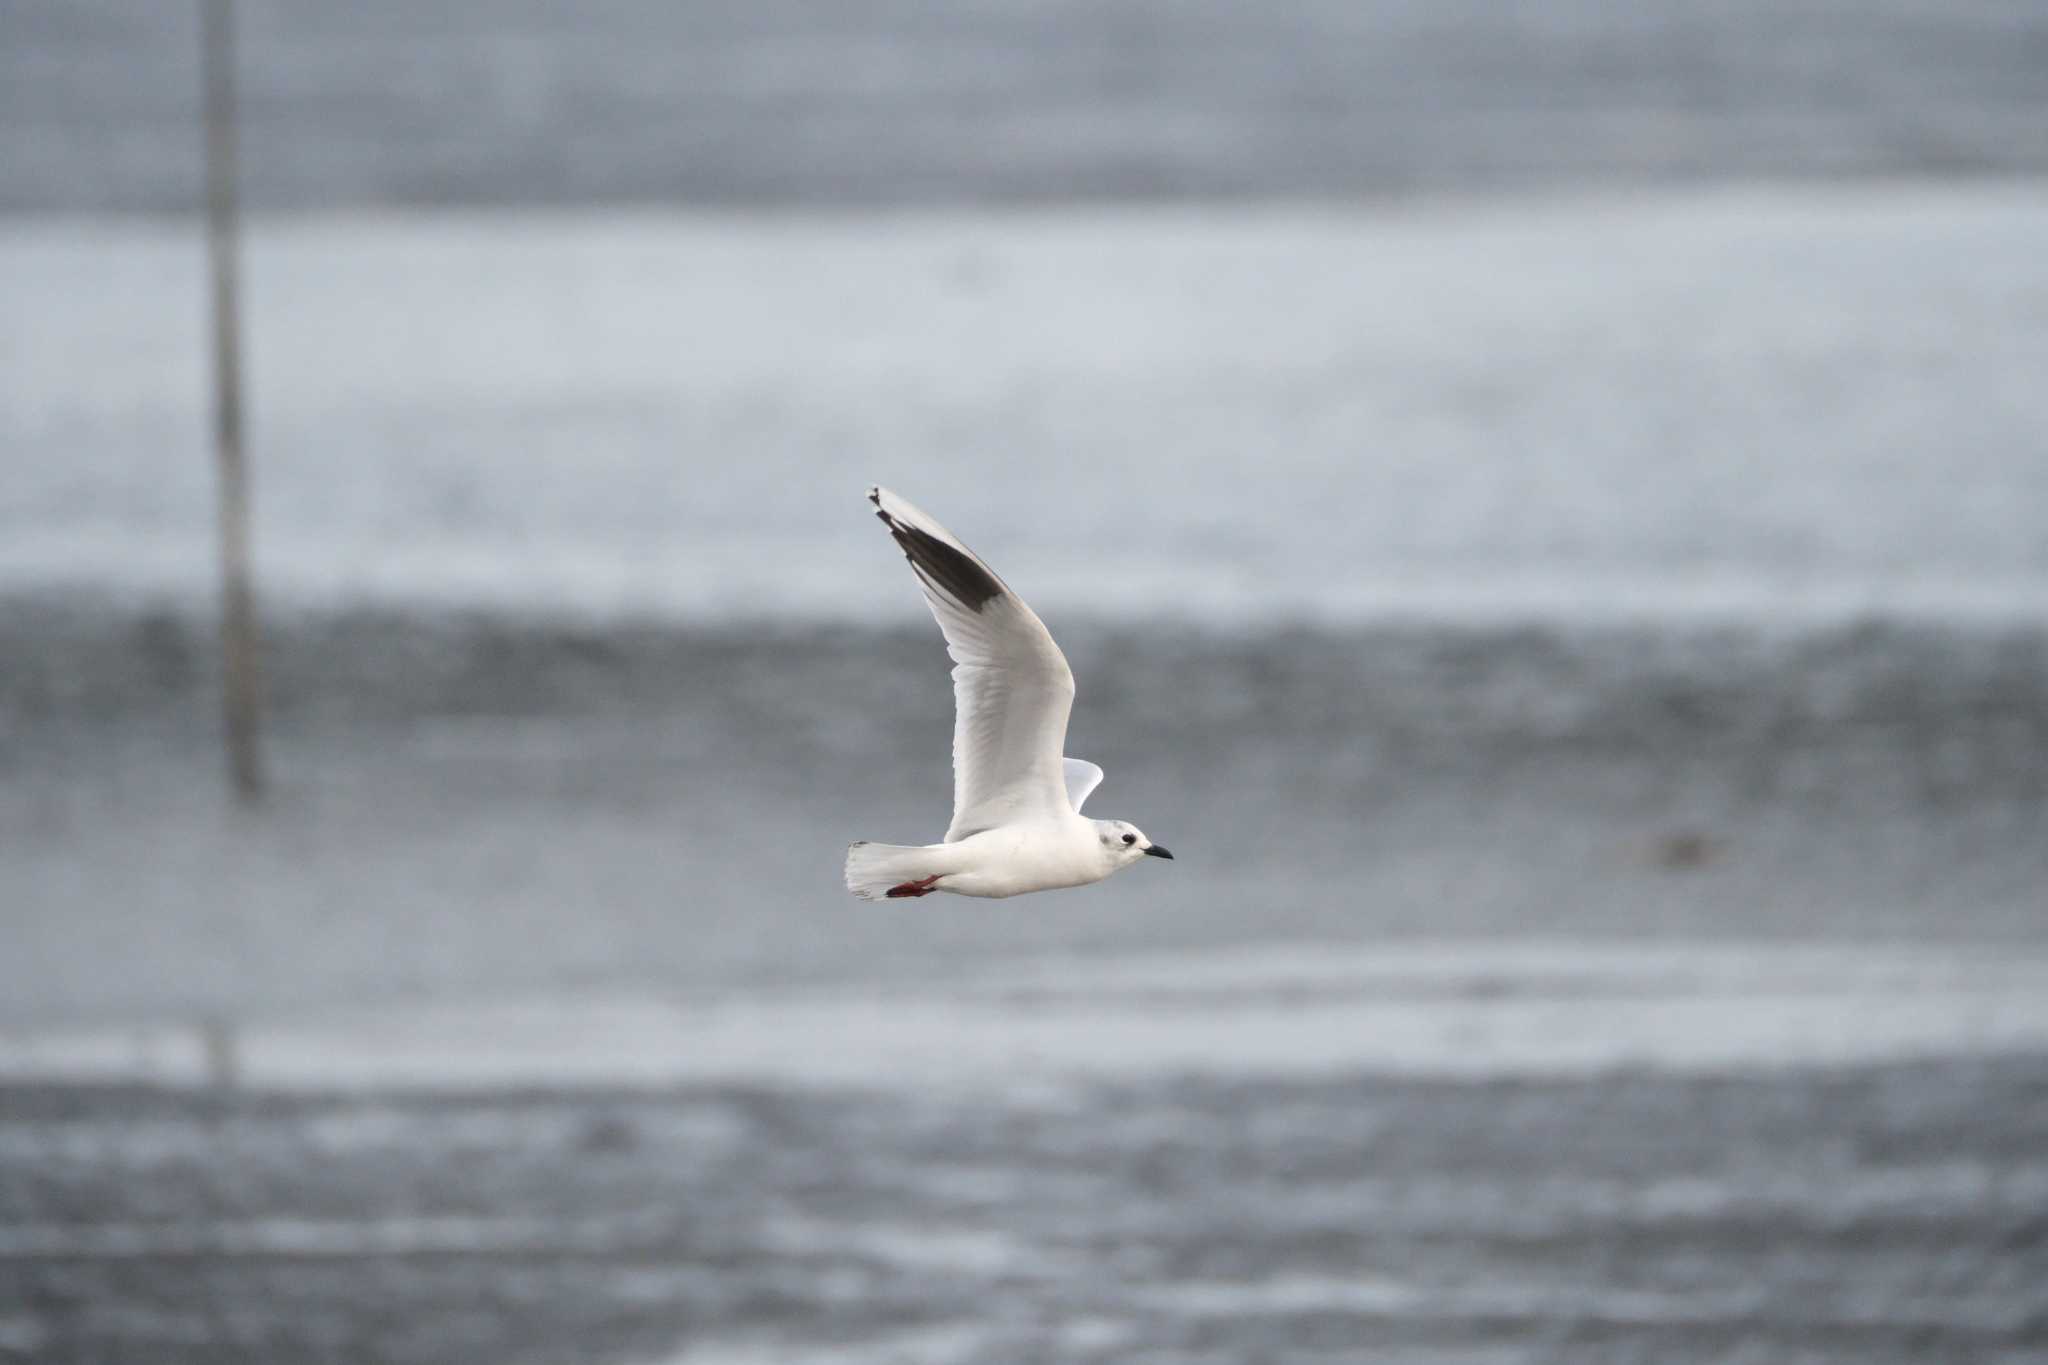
top-left (845, 487), bottom-right (1174, 900)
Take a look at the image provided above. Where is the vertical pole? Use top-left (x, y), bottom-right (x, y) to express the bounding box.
top-left (203, 0), bottom-right (265, 801)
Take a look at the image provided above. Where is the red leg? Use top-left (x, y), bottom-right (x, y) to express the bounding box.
top-left (885, 874), bottom-right (942, 899)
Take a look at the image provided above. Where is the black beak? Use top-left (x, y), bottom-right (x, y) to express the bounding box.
top-left (1143, 844), bottom-right (1174, 860)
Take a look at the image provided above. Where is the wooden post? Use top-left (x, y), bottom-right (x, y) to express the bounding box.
top-left (203, 0), bottom-right (265, 801)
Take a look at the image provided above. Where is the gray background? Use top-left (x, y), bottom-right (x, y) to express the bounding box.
top-left (3, 2), bottom-right (2046, 1362)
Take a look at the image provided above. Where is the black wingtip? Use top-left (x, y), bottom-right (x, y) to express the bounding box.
top-left (869, 494), bottom-right (1004, 613)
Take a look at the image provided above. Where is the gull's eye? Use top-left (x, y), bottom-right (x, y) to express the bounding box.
top-left (1122, 833), bottom-right (1137, 845)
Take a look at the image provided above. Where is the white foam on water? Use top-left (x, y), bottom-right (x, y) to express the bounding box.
top-left (4, 940), bottom-right (2045, 1092)
top-left (1140, 1275), bottom-right (2035, 1334)
top-left (652, 1321), bottom-right (991, 1365)
top-left (0, 1214), bottom-right (628, 1260)
top-left (765, 1216), bottom-right (1052, 1280)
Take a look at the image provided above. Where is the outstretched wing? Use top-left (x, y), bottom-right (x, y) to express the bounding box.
top-left (868, 487), bottom-right (1077, 840)
top-left (1063, 758), bottom-right (1105, 813)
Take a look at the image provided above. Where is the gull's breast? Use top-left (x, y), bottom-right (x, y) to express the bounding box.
top-left (943, 822), bottom-right (1105, 899)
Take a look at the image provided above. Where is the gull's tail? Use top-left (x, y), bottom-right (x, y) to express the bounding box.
top-left (845, 840), bottom-right (949, 901)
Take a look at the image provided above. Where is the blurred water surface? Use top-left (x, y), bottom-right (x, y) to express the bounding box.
top-left (6, 1057), bottom-right (2047, 1365)
top-left (7, 187), bottom-right (2045, 1351)
top-left (5, 186), bottom-right (2047, 1022)
top-left (6, 0), bottom-right (2048, 212)
top-left (5, 4), bottom-right (2048, 1362)
top-left (6, 189), bottom-right (2048, 620)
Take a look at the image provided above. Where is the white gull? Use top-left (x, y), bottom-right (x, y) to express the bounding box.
top-left (844, 487), bottom-right (1174, 901)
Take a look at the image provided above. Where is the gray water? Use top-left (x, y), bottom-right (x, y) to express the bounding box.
top-left (8, 194), bottom-right (2048, 619)
top-left (6, 5), bottom-right (2048, 1361)
top-left (6, 0), bottom-right (2048, 213)
top-left (8, 1059), bottom-right (2048, 1365)
top-left (6, 185), bottom-right (2048, 1365)
top-left (6, 189), bottom-right (2047, 1022)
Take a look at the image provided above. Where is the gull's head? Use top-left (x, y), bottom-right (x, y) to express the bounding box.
top-left (1095, 820), bottom-right (1174, 868)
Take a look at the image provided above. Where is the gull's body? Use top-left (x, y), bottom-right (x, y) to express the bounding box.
top-left (845, 487), bottom-right (1172, 901)
top-left (870, 822), bottom-right (1114, 900)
